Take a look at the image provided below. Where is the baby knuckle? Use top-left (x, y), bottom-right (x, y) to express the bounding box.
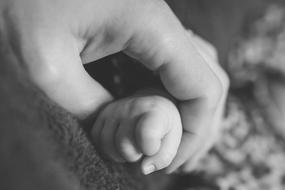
top-left (130, 97), bottom-right (157, 112)
top-left (130, 98), bottom-right (145, 110)
top-left (150, 95), bottom-right (168, 105)
top-left (145, 96), bottom-right (169, 111)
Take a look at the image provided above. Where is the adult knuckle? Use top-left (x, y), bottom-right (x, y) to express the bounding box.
top-left (208, 43), bottom-right (218, 60)
top-left (207, 69), bottom-right (229, 107)
top-left (207, 76), bottom-right (223, 103)
top-left (140, 0), bottom-right (169, 15)
top-left (159, 153), bottom-right (174, 168)
top-left (220, 69), bottom-right (230, 92)
top-left (31, 62), bottom-right (61, 87)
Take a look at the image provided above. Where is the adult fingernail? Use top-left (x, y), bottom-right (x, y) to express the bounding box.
top-left (142, 163), bottom-right (156, 175)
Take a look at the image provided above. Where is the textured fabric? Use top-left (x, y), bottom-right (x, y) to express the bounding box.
top-left (2, 1), bottom-right (285, 190)
top-left (0, 39), bottom-right (142, 190)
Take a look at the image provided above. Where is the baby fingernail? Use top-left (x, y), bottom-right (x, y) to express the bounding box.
top-left (142, 164), bottom-right (156, 175)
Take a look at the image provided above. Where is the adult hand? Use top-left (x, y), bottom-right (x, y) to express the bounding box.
top-left (0, 0), bottom-right (229, 172)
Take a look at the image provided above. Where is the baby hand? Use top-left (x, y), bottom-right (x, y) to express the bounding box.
top-left (91, 95), bottom-right (182, 175)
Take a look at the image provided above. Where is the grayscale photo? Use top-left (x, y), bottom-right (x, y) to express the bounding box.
top-left (0, 0), bottom-right (284, 190)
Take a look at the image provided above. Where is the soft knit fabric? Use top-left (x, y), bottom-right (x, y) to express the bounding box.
top-left (0, 39), bottom-right (143, 190)
top-left (2, 1), bottom-right (285, 190)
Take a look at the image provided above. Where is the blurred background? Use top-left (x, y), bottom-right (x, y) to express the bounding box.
top-left (85, 0), bottom-right (285, 189)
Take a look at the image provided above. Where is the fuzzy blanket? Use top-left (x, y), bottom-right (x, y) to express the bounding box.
top-left (0, 42), bottom-right (144, 189)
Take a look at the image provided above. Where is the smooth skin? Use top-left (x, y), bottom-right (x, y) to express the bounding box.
top-left (0, 0), bottom-right (229, 173)
top-left (92, 94), bottom-right (182, 175)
